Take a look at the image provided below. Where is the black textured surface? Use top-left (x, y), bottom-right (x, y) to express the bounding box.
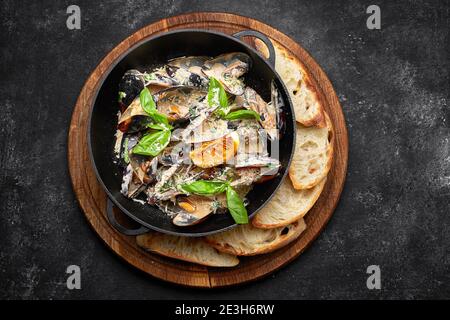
top-left (0, 0), bottom-right (448, 299)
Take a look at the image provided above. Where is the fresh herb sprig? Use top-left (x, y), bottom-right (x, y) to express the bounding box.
top-left (132, 88), bottom-right (173, 156)
top-left (179, 180), bottom-right (248, 224)
top-left (208, 77), bottom-right (230, 117)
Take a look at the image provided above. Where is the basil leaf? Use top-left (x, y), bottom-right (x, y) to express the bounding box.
top-left (140, 87), bottom-right (155, 113)
top-left (150, 110), bottom-right (170, 126)
top-left (132, 129), bottom-right (171, 156)
top-left (226, 186), bottom-right (248, 224)
top-left (179, 180), bottom-right (228, 196)
top-left (208, 77), bottom-right (229, 115)
top-left (224, 109), bottom-right (261, 121)
top-left (139, 87), bottom-right (170, 126)
top-left (147, 123), bottom-right (173, 131)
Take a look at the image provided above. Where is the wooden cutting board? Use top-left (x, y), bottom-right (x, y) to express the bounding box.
top-left (68, 12), bottom-right (348, 288)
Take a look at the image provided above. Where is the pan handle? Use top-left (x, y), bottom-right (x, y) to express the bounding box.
top-left (106, 199), bottom-right (149, 236)
top-left (233, 30), bottom-right (275, 67)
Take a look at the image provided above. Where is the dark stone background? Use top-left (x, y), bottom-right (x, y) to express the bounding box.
top-left (0, 0), bottom-right (448, 299)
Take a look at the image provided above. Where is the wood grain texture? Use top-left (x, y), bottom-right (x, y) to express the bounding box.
top-left (68, 12), bottom-right (348, 288)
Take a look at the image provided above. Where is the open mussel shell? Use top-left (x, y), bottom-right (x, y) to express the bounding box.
top-left (171, 195), bottom-right (224, 227)
top-left (158, 142), bottom-right (190, 166)
top-left (236, 87), bottom-right (278, 140)
top-left (118, 69), bottom-right (145, 107)
top-left (118, 97), bottom-right (149, 132)
top-left (182, 116), bottom-right (231, 144)
top-left (202, 52), bottom-right (251, 96)
top-left (147, 65), bottom-right (209, 89)
top-left (119, 131), bottom-right (158, 198)
top-left (120, 164), bottom-right (147, 199)
top-left (167, 56), bottom-right (210, 76)
top-left (117, 132), bottom-right (139, 168)
top-left (202, 52), bottom-right (251, 74)
top-left (154, 86), bottom-right (207, 122)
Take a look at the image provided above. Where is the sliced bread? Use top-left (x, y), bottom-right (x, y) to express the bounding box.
top-left (253, 177), bottom-right (326, 229)
top-left (289, 112), bottom-right (334, 189)
top-left (205, 219), bottom-right (306, 256)
top-left (136, 232), bottom-right (239, 267)
top-left (255, 39), bottom-right (326, 127)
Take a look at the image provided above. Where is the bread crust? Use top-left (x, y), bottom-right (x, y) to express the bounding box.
top-left (257, 39), bottom-right (326, 127)
top-left (289, 112), bottom-right (334, 190)
top-left (299, 74), bottom-right (327, 128)
top-left (136, 233), bottom-right (239, 267)
top-left (205, 219), bottom-right (306, 256)
top-left (252, 177), bottom-right (326, 229)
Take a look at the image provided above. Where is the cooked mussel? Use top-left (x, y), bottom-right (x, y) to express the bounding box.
top-left (235, 87), bottom-right (278, 140)
top-left (154, 86), bottom-right (206, 122)
top-left (117, 97), bottom-right (149, 132)
top-left (202, 52), bottom-right (251, 95)
top-left (118, 69), bottom-right (145, 107)
top-left (167, 56), bottom-right (210, 76)
top-left (230, 163), bottom-right (280, 187)
top-left (147, 65), bottom-right (209, 89)
top-left (172, 194), bottom-right (226, 227)
top-left (182, 116), bottom-right (231, 144)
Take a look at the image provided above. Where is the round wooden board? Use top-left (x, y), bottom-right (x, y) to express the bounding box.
top-left (68, 12), bottom-right (348, 288)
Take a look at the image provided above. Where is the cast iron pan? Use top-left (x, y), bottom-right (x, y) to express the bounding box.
top-left (89, 29), bottom-right (295, 236)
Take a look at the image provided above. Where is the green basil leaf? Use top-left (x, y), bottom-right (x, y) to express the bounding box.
top-left (139, 87), bottom-right (170, 126)
top-left (224, 109), bottom-right (261, 121)
top-left (147, 122), bottom-right (173, 131)
top-left (150, 110), bottom-right (170, 126)
top-left (226, 186), bottom-right (249, 224)
top-left (179, 180), bottom-right (228, 196)
top-left (140, 87), bottom-right (155, 113)
top-left (132, 129), bottom-right (171, 156)
top-left (208, 77), bottom-right (229, 115)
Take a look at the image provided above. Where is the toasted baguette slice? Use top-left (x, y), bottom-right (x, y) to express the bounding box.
top-left (205, 219), bottom-right (306, 256)
top-left (289, 112), bottom-right (333, 189)
top-left (255, 39), bottom-right (326, 127)
top-left (136, 233), bottom-right (239, 267)
top-left (253, 177), bottom-right (326, 229)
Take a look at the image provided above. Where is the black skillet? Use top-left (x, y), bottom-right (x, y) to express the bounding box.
top-left (89, 29), bottom-right (296, 237)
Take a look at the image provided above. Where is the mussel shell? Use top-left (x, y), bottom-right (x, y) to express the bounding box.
top-left (118, 69), bottom-right (145, 107)
top-left (148, 65), bottom-right (209, 89)
top-left (158, 142), bottom-right (188, 166)
top-left (239, 87), bottom-right (278, 140)
top-left (117, 132), bottom-right (140, 168)
top-left (118, 97), bottom-right (149, 132)
top-left (154, 86), bottom-right (207, 122)
top-left (168, 56), bottom-right (210, 75)
top-left (171, 195), bottom-right (224, 227)
top-left (166, 65), bottom-right (209, 88)
top-left (202, 52), bottom-right (251, 71)
top-left (120, 164), bottom-right (147, 199)
top-left (201, 52), bottom-right (251, 95)
top-left (182, 116), bottom-right (231, 144)
top-left (118, 115), bottom-right (153, 133)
